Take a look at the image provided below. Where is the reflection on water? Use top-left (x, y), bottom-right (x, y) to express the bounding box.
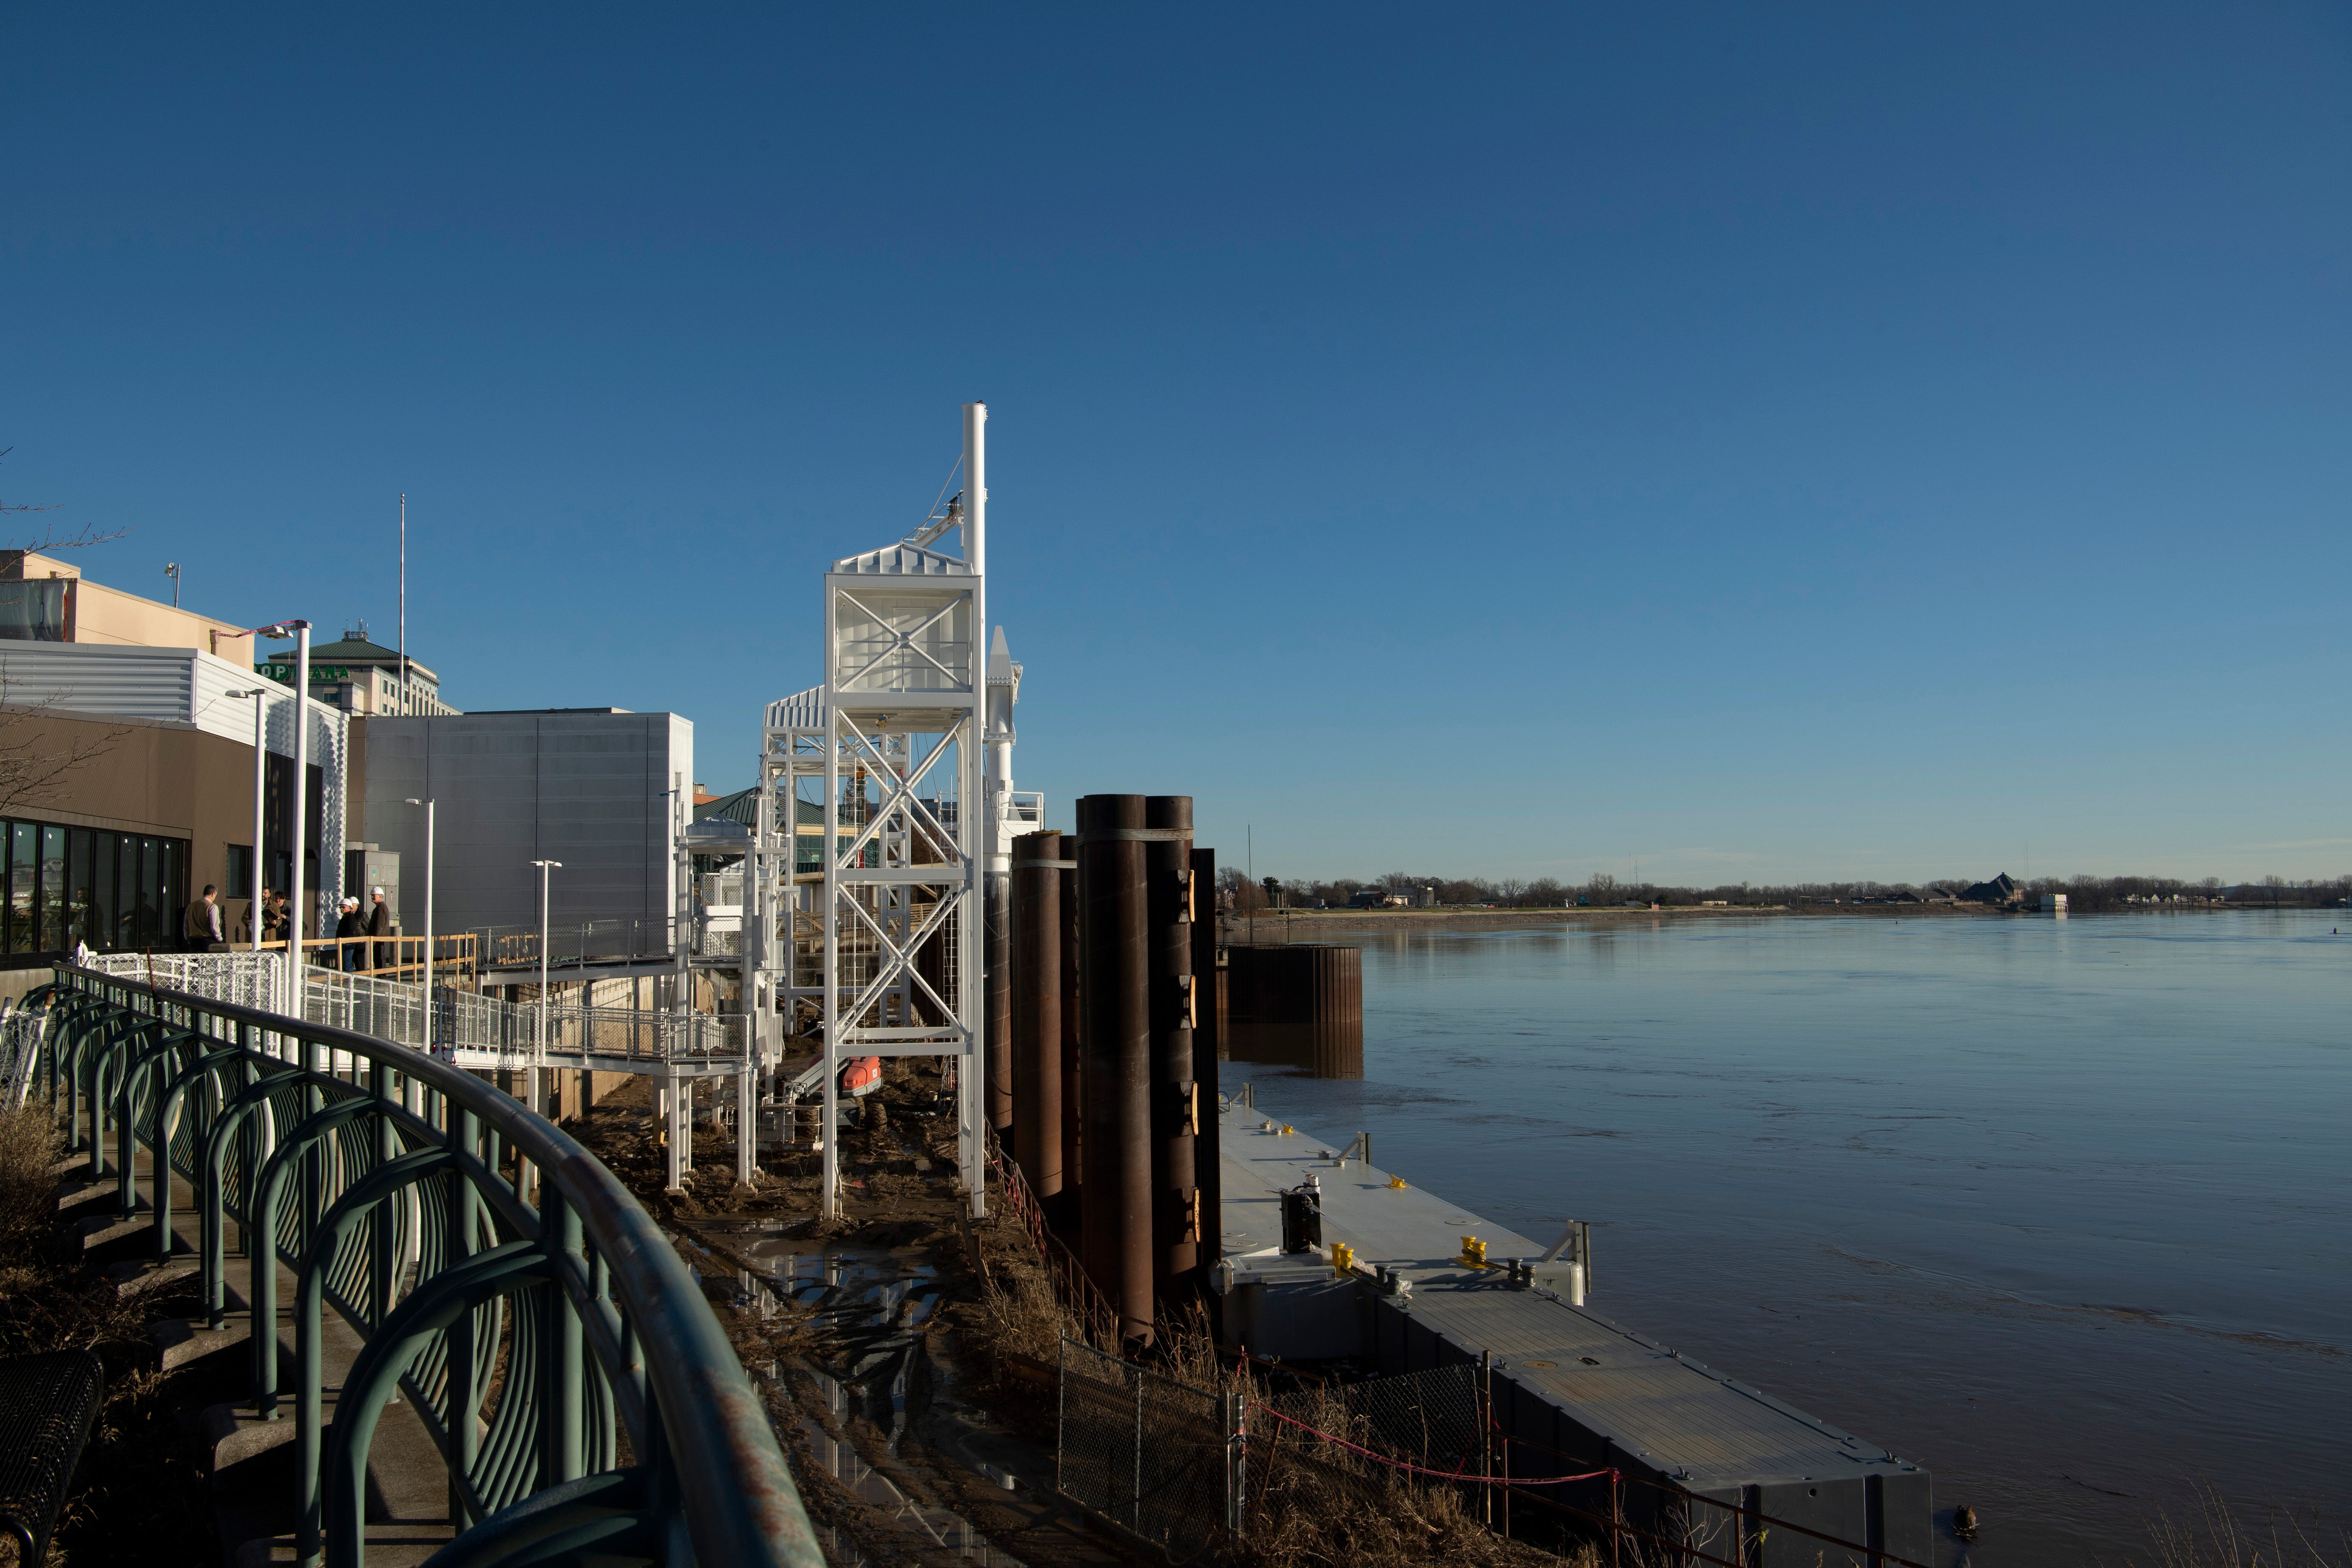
top-left (701, 1233), bottom-right (1019, 1568)
top-left (1223, 1018), bottom-right (1364, 1079)
top-left (1220, 912), bottom-right (2352, 1568)
top-left (777, 1361), bottom-right (1024, 1568)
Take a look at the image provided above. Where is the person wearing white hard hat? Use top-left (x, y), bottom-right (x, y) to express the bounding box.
top-left (367, 885), bottom-right (394, 972)
top-left (335, 897), bottom-right (366, 971)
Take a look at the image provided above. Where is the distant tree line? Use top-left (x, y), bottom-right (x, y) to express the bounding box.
top-left (1216, 867), bottom-right (2351, 913)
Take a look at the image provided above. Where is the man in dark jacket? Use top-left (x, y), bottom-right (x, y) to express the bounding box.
top-left (367, 886), bottom-right (394, 972)
top-left (335, 898), bottom-right (366, 971)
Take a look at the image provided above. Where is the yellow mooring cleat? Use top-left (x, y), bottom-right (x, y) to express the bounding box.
top-left (1459, 1235), bottom-right (1489, 1270)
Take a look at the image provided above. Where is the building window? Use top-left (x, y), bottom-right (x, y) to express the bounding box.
top-left (6, 824), bottom-right (31, 953)
top-left (0, 579), bottom-right (68, 641)
top-left (92, 832), bottom-right (115, 951)
top-left (39, 825), bottom-right (65, 951)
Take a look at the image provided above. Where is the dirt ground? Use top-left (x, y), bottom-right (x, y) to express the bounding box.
top-left (572, 1059), bottom-right (1141, 1568)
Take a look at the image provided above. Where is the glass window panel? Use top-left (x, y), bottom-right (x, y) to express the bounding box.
top-left (139, 836), bottom-right (162, 945)
top-left (116, 835), bottom-right (139, 949)
top-left (40, 825), bottom-right (65, 951)
top-left (66, 828), bottom-right (92, 952)
top-left (0, 580), bottom-right (68, 641)
top-left (8, 823), bottom-right (33, 955)
top-left (161, 840), bottom-right (181, 944)
top-left (93, 833), bottom-right (116, 953)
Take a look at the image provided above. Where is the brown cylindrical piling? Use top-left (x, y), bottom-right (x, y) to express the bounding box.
top-left (987, 863), bottom-right (1013, 1134)
top-left (1078, 794), bottom-right (1154, 1347)
top-left (1189, 845), bottom-right (1221, 1290)
top-left (1058, 856), bottom-right (1082, 1228)
top-left (1011, 830), bottom-right (1064, 1199)
top-left (1145, 797), bottom-right (1197, 1295)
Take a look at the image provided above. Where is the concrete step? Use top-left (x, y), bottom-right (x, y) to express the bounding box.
top-left (76, 1201), bottom-right (155, 1250)
top-left (57, 1176), bottom-right (115, 1214)
top-left (105, 1252), bottom-right (201, 1299)
top-left (153, 1309), bottom-right (253, 1374)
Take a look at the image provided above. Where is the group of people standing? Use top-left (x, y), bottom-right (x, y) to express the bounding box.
top-left (183, 884), bottom-right (394, 970)
top-left (335, 887), bottom-right (396, 971)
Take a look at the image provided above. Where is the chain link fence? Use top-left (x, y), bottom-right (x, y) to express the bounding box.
top-left (1056, 1338), bottom-right (1234, 1562)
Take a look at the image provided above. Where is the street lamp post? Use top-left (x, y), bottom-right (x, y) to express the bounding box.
top-left (406, 798), bottom-right (436, 1050)
top-left (223, 689), bottom-right (271, 963)
top-left (255, 621), bottom-right (312, 999)
top-left (531, 859), bottom-right (562, 1116)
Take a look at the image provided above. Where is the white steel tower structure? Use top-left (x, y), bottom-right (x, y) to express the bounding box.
top-left (757, 403), bottom-right (999, 1216)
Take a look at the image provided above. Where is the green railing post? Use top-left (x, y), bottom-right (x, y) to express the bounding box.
top-left (541, 1185), bottom-right (584, 1488)
top-left (447, 1103), bottom-right (482, 1530)
top-left (50, 962), bottom-right (820, 1568)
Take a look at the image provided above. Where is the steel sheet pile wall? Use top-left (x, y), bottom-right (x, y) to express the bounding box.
top-left (1226, 943), bottom-right (1363, 1078)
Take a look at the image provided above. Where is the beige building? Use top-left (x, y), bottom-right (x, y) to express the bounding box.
top-left (0, 553), bottom-right (357, 990)
top-left (0, 551), bottom-right (255, 666)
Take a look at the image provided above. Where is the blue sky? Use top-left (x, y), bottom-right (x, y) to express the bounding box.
top-left (5, 4), bottom-right (2346, 885)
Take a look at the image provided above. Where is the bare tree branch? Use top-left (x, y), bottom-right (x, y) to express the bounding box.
top-left (0, 662), bottom-right (131, 817)
top-left (0, 448), bottom-right (129, 548)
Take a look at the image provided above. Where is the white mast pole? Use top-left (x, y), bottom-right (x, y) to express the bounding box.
top-left (961, 401), bottom-right (987, 1214)
top-left (398, 493), bottom-right (407, 714)
top-left (287, 621), bottom-right (311, 999)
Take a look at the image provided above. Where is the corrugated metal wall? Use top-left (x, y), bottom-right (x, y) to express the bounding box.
top-left (364, 711), bottom-right (690, 934)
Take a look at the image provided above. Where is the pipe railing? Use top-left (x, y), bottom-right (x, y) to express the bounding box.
top-left (84, 953), bottom-right (746, 1068)
top-left (28, 966), bottom-right (818, 1568)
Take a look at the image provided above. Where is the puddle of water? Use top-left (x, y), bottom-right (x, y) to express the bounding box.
top-left (743, 1242), bottom-right (943, 1329)
top-left (681, 1223), bottom-right (1017, 1566)
top-left (769, 1361), bottom-right (1024, 1568)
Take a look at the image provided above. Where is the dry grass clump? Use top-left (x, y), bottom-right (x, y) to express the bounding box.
top-left (0, 1100), bottom-right (60, 1250)
top-left (2138, 1486), bottom-right (2347, 1568)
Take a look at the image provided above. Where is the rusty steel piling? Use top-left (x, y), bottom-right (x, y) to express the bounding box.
top-left (1011, 829), bottom-right (1065, 1201)
top-left (1077, 794), bottom-right (1154, 1347)
top-left (1145, 796), bottom-right (1198, 1295)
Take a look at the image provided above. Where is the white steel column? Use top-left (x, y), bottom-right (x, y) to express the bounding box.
top-left (960, 401), bottom-right (987, 1211)
top-left (821, 645), bottom-right (842, 1216)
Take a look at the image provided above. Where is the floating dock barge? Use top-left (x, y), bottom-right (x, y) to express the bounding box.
top-left (1212, 1100), bottom-right (1934, 1565)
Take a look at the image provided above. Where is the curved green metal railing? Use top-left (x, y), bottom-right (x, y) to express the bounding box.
top-left (30, 965), bottom-right (820, 1568)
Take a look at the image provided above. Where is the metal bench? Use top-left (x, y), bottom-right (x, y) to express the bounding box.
top-left (0, 1350), bottom-right (105, 1565)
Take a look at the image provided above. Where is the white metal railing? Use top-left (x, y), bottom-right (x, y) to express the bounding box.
top-left (83, 952), bottom-right (745, 1068)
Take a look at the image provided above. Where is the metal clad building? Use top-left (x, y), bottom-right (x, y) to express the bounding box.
top-left (364, 710), bottom-right (692, 935)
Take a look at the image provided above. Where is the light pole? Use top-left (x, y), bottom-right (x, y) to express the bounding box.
top-left (531, 858), bottom-right (562, 1116)
top-left (406, 797), bottom-right (436, 1046)
top-left (224, 689), bottom-right (272, 960)
top-left (255, 621), bottom-right (312, 998)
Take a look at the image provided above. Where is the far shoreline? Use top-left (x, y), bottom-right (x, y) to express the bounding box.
top-left (1218, 901), bottom-right (2296, 937)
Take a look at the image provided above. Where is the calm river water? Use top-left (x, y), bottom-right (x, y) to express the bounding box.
top-left (1216, 910), bottom-right (2349, 1567)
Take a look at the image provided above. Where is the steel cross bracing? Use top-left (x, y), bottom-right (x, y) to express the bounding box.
top-left (23, 966), bottom-right (820, 1568)
top-left (748, 403), bottom-right (999, 1220)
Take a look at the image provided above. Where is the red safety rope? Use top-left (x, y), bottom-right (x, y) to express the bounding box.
top-left (1247, 1402), bottom-right (1616, 1488)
